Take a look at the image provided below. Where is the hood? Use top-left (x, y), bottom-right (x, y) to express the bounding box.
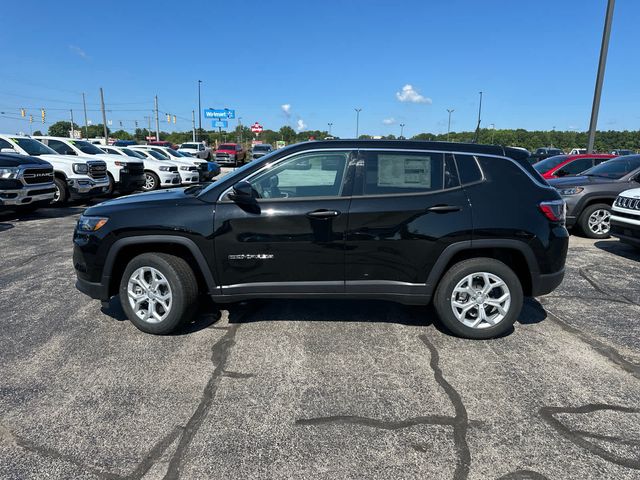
top-left (93, 153), bottom-right (143, 164)
top-left (619, 187), bottom-right (640, 198)
top-left (0, 153), bottom-right (52, 167)
top-left (547, 175), bottom-right (618, 188)
top-left (84, 187), bottom-right (200, 215)
top-left (40, 153), bottom-right (104, 165)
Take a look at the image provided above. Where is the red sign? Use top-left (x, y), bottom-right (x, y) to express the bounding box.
top-left (146, 136), bottom-right (157, 141)
top-left (250, 122), bottom-right (263, 134)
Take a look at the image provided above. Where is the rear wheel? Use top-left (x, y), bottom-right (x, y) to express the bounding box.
top-left (579, 203), bottom-right (611, 239)
top-left (434, 258), bottom-right (523, 339)
top-left (52, 177), bottom-right (68, 205)
top-left (143, 171), bottom-right (160, 191)
top-left (119, 253), bottom-right (199, 334)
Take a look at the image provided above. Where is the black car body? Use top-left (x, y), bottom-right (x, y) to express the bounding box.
top-left (73, 140), bottom-right (568, 339)
top-left (548, 155), bottom-right (640, 238)
top-left (529, 147), bottom-right (564, 164)
top-left (0, 153), bottom-right (55, 211)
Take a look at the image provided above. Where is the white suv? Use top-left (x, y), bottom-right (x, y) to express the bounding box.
top-left (178, 142), bottom-right (211, 160)
top-left (130, 146), bottom-right (200, 184)
top-left (34, 136), bottom-right (145, 194)
top-left (611, 187), bottom-right (640, 250)
top-left (100, 146), bottom-right (181, 191)
top-left (0, 134), bottom-right (109, 204)
top-left (135, 145), bottom-right (213, 181)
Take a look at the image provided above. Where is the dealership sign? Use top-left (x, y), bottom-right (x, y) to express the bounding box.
top-left (204, 108), bottom-right (235, 119)
top-left (213, 120), bottom-right (228, 128)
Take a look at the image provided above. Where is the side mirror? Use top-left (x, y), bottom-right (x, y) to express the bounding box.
top-left (229, 181), bottom-right (255, 203)
top-left (0, 148), bottom-right (15, 153)
top-left (556, 169), bottom-right (568, 177)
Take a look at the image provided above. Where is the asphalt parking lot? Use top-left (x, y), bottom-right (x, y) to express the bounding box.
top-left (0, 198), bottom-right (639, 479)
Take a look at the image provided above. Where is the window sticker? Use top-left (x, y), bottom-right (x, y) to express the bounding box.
top-left (377, 155), bottom-right (431, 188)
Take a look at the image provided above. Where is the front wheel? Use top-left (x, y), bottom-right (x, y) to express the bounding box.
top-left (434, 258), bottom-right (523, 339)
top-left (142, 171), bottom-right (160, 191)
top-left (579, 203), bottom-right (611, 239)
top-left (52, 177), bottom-right (68, 205)
top-left (119, 253), bottom-right (199, 334)
top-left (105, 173), bottom-right (115, 196)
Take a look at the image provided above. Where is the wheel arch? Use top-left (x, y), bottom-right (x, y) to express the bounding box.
top-left (103, 235), bottom-right (217, 298)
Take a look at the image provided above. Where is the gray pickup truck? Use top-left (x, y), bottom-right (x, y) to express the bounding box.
top-left (0, 153), bottom-right (55, 213)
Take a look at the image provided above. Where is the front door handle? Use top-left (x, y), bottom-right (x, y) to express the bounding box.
top-left (306, 209), bottom-right (341, 218)
top-left (426, 205), bottom-right (461, 213)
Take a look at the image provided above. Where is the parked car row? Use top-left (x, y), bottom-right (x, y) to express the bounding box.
top-left (0, 135), bottom-right (221, 214)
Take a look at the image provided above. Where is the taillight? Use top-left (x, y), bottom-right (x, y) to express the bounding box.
top-left (539, 200), bottom-right (566, 223)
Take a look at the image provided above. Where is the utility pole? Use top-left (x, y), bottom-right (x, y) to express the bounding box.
top-left (154, 95), bottom-right (160, 142)
top-left (354, 108), bottom-right (362, 138)
top-left (197, 80), bottom-right (202, 142)
top-left (99, 87), bottom-right (108, 142)
top-left (473, 91), bottom-right (483, 143)
top-left (587, 0), bottom-right (615, 153)
top-left (70, 109), bottom-right (75, 138)
top-left (446, 109), bottom-right (454, 142)
top-left (82, 92), bottom-right (89, 139)
top-left (238, 117), bottom-right (243, 144)
top-left (191, 110), bottom-right (196, 141)
top-left (328, 122), bottom-right (333, 136)
top-left (490, 123), bottom-right (495, 144)
top-left (399, 123), bottom-right (405, 139)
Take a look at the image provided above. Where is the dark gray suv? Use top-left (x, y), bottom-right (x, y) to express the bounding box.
top-left (549, 155), bottom-right (640, 238)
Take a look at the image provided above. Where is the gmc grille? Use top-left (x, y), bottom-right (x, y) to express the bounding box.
top-left (89, 163), bottom-right (107, 179)
top-left (22, 168), bottom-right (54, 185)
top-left (616, 196), bottom-right (640, 211)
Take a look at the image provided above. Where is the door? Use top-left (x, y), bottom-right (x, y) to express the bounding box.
top-left (213, 150), bottom-right (356, 295)
top-left (345, 150), bottom-right (472, 294)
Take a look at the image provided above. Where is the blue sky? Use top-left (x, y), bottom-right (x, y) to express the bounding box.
top-left (0, 0), bottom-right (638, 139)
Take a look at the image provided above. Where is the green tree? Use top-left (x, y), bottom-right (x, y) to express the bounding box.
top-left (32, 130), bottom-right (43, 136)
top-left (48, 121), bottom-right (79, 137)
top-left (111, 130), bottom-right (133, 140)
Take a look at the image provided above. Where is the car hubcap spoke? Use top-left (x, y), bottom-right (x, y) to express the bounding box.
top-left (450, 272), bottom-right (511, 329)
top-left (588, 209), bottom-right (610, 234)
top-left (127, 266), bottom-right (172, 324)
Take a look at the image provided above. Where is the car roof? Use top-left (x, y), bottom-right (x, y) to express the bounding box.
top-left (565, 153), bottom-right (616, 159)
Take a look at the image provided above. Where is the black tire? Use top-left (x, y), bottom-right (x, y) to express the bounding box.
top-left (119, 253), bottom-right (199, 334)
top-left (52, 177), bottom-right (68, 205)
top-left (434, 257), bottom-right (523, 340)
top-left (143, 171), bottom-right (160, 191)
top-left (105, 173), bottom-right (115, 196)
top-left (578, 203), bottom-right (612, 239)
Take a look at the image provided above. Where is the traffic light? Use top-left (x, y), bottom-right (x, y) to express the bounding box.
top-left (41, 108), bottom-right (45, 123)
top-left (166, 114), bottom-right (170, 123)
top-left (135, 120), bottom-right (138, 128)
top-left (20, 108), bottom-right (25, 118)
top-left (173, 115), bottom-right (176, 124)
top-left (29, 115), bottom-right (33, 124)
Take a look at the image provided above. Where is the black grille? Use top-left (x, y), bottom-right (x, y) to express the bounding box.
top-left (22, 168), bottom-right (54, 185)
top-left (89, 163), bottom-right (107, 179)
top-left (168, 166), bottom-right (178, 172)
top-left (128, 163), bottom-right (144, 175)
top-left (615, 196), bottom-right (640, 211)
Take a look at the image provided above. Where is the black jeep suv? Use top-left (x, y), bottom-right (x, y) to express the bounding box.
top-left (74, 140), bottom-right (568, 339)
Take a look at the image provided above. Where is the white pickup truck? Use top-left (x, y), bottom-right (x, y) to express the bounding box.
top-left (178, 142), bottom-right (212, 160)
top-left (34, 136), bottom-right (145, 194)
top-left (0, 134), bottom-right (109, 204)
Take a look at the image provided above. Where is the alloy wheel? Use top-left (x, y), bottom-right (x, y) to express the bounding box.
top-left (52, 184), bottom-right (61, 203)
top-left (127, 267), bottom-right (173, 324)
top-left (144, 173), bottom-right (156, 191)
top-left (450, 272), bottom-right (511, 329)
top-left (588, 209), bottom-right (610, 235)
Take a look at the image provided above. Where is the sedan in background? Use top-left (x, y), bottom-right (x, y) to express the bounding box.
top-left (533, 154), bottom-right (615, 180)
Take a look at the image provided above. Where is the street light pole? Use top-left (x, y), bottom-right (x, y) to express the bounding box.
top-left (399, 123), bottom-right (405, 139)
top-left (197, 80), bottom-right (202, 142)
top-left (446, 108), bottom-right (454, 142)
top-left (328, 122), bottom-right (333, 136)
top-left (490, 123), bottom-right (495, 144)
top-left (354, 108), bottom-right (362, 138)
top-left (587, 0), bottom-right (615, 153)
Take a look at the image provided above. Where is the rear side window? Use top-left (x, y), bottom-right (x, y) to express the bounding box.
top-left (557, 158), bottom-right (593, 175)
top-left (360, 151), bottom-right (444, 195)
top-left (454, 154), bottom-right (483, 184)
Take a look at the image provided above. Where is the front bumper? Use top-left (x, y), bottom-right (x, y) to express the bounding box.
top-left (611, 212), bottom-right (640, 247)
top-left (159, 171), bottom-right (182, 186)
top-left (68, 176), bottom-right (110, 199)
top-left (178, 170), bottom-right (200, 184)
top-left (215, 155), bottom-right (237, 165)
top-left (532, 268), bottom-right (565, 296)
top-left (0, 184), bottom-right (56, 206)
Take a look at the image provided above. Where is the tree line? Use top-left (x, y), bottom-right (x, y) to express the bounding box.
top-left (45, 120), bottom-right (639, 153)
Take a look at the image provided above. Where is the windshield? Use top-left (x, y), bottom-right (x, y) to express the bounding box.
top-left (253, 145), bottom-right (271, 151)
top-left (146, 149), bottom-right (169, 160)
top-left (533, 155), bottom-right (568, 172)
top-left (582, 156), bottom-right (640, 179)
top-left (71, 140), bottom-right (105, 155)
top-left (165, 148), bottom-right (182, 157)
top-left (122, 148), bottom-right (145, 158)
top-left (176, 150), bottom-right (191, 157)
top-left (181, 143), bottom-right (197, 149)
top-left (9, 137), bottom-right (57, 156)
top-left (218, 144), bottom-right (236, 150)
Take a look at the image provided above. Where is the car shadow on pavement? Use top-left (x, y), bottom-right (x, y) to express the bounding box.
top-left (0, 222), bottom-right (14, 232)
top-left (595, 239), bottom-right (640, 262)
top-left (0, 206), bottom-right (86, 224)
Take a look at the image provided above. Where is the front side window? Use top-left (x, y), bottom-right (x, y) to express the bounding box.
top-left (557, 158), bottom-right (593, 176)
top-left (248, 151), bottom-right (349, 199)
top-left (12, 138), bottom-right (57, 156)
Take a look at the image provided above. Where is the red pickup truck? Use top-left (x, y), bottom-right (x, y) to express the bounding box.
top-left (215, 143), bottom-right (247, 167)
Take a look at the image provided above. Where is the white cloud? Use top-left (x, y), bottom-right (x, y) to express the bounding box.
top-left (383, 117), bottom-right (396, 125)
top-left (296, 119), bottom-right (306, 131)
top-left (396, 84), bottom-right (431, 104)
top-left (69, 45), bottom-right (89, 59)
top-left (281, 104), bottom-right (291, 117)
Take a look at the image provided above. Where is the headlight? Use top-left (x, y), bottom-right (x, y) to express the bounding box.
top-left (159, 166), bottom-right (171, 171)
top-left (180, 166), bottom-right (190, 171)
top-left (77, 216), bottom-right (109, 232)
top-left (557, 187), bottom-right (584, 196)
top-left (72, 163), bottom-right (89, 174)
top-left (114, 161), bottom-right (127, 167)
top-left (0, 167), bottom-right (20, 179)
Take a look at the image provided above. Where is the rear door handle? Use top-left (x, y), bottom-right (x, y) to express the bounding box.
top-left (306, 209), bottom-right (341, 218)
top-left (426, 205), bottom-right (461, 213)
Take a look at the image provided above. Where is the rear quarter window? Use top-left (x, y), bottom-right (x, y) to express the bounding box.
top-left (454, 154), bottom-right (483, 184)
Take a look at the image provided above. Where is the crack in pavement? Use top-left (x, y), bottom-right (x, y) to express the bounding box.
top-left (296, 414), bottom-right (481, 430)
top-left (540, 404), bottom-right (640, 470)
top-left (496, 470), bottom-right (550, 480)
top-left (222, 370), bottom-right (255, 379)
top-left (579, 266), bottom-right (640, 307)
